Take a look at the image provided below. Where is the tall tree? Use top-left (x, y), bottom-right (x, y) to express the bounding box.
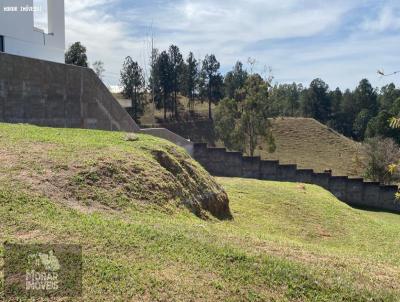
top-left (181, 52), bottom-right (199, 111)
top-left (353, 79), bottom-right (378, 115)
top-left (168, 45), bottom-right (183, 119)
top-left (379, 83), bottom-right (400, 111)
top-left (300, 78), bottom-right (331, 122)
top-left (269, 83), bottom-right (301, 116)
top-left (200, 54), bottom-right (223, 119)
top-left (120, 56), bottom-right (145, 122)
top-left (65, 42), bottom-right (88, 67)
top-left (224, 61), bottom-right (248, 99)
top-left (92, 60), bottom-right (105, 80)
top-left (215, 74), bottom-right (275, 156)
top-left (156, 51), bottom-right (173, 120)
top-left (338, 89), bottom-right (357, 137)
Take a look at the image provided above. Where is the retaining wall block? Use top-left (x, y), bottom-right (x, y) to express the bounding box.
top-left (242, 156), bottom-right (261, 178)
top-left (379, 186), bottom-right (400, 212)
top-left (329, 176), bottom-right (348, 201)
top-left (276, 164), bottom-right (297, 182)
top-left (345, 178), bottom-right (364, 206)
top-left (312, 172), bottom-right (331, 190)
top-left (296, 169), bottom-right (314, 184)
top-left (260, 160), bottom-right (279, 181)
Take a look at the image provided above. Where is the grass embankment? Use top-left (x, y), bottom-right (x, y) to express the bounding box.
top-left (0, 124), bottom-right (399, 301)
top-left (260, 118), bottom-right (366, 176)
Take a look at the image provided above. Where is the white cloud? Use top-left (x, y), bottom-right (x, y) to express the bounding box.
top-left (63, 0), bottom-right (400, 89)
top-left (65, 0), bottom-right (148, 85)
top-left (361, 3), bottom-right (400, 32)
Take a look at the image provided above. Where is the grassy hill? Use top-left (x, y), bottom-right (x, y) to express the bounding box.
top-left (0, 124), bottom-right (399, 301)
top-left (0, 123), bottom-right (230, 219)
top-left (260, 118), bottom-right (366, 176)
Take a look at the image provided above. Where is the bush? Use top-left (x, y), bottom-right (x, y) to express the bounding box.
top-left (363, 137), bottom-right (400, 184)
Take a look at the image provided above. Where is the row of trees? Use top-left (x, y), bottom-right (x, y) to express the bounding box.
top-left (266, 79), bottom-right (400, 143)
top-left (65, 41), bottom-right (400, 147)
top-left (148, 45), bottom-right (223, 120)
top-left (118, 45), bottom-right (224, 122)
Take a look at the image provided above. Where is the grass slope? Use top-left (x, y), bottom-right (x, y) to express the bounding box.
top-left (0, 123), bottom-right (230, 219)
top-left (259, 118), bottom-right (366, 176)
top-left (0, 124), bottom-right (399, 301)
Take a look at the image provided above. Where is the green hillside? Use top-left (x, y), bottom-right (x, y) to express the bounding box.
top-left (0, 124), bottom-right (399, 301)
top-left (260, 118), bottom-right (366, 176)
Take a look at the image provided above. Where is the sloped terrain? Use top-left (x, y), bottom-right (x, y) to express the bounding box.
top-left (0, 124), bottom-right (399, 301)
top-left (260, 118), bottom-right (366, 176)
top-left (1, 176), bottom-right (399, 300)
top-left (0, 123), bottom-right (231, 219)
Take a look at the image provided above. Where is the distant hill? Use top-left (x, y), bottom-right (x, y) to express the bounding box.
top-left (260, 118), bottom-right (366, 177)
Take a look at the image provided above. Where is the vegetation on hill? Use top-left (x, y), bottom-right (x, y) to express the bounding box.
top-left (0, 123), bottom-right (231, 219)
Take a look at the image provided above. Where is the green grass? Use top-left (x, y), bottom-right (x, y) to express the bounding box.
top-left (0, 123), bottom-right (399, 301)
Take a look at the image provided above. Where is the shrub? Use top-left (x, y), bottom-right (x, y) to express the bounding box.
top-left (363, 137), bottom-right (400, 184)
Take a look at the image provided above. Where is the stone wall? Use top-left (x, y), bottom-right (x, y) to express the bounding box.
top-left (193, 143), bottom-right (400, 213)
top-left (0, 52), bottom-right (139, 132)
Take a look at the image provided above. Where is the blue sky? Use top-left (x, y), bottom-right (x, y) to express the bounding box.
top-left (57, 0), bottom-right (400, 89)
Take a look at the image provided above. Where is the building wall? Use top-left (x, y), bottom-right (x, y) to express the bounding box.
top-left (0, 52), bottom-right (139, 132)
top-left (193, 143), bottom-right (400, 214)
top-left (0, 0), bottom-right (65, 63)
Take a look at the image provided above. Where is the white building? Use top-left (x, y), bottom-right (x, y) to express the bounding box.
top-left (0, 0), bottom-right (65, 63)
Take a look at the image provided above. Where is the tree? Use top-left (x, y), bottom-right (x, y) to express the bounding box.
top-left (200, 54), bottom-right (223, 119)
top-left (181, 52), bottom-right (199, 112)
top-left (363, 137), bottom-right (400, 184)
top-left (353, 79), bottom-right (378, 115)
top-left (300, 78), bottom-right (331, 122)
top-left (168, 45), bottom-right (183, 119)
top-left (269, 83), bottom-right (301, 116)
top-left (120, 56), bottom-right (145, 122)
top-left (149, 48), bottom-right (160, 105)
top-left (92, 60), bottom-right (105, 80)
top-left (214, 98), bottom-right (241, 151)
top-left (379, 83), bottom-right (400, 111)
top-left (224, 61), bottom-right (248, 99)
top-left (214, 74), bottom-right (275, 156)
top-left (353, 109), bottom-right (373, 140)
top-left (65, 42), bottom-right (88, 67)
top-left (156, 51), bottom-right (173, 120)
top-left (366, 110), bottom-right (400, 142)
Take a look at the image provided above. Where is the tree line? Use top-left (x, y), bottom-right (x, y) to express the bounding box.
top-left (64, 41), bottom-right (400, 146)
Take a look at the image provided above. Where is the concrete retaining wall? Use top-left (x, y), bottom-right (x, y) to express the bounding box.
top-left (139, 128), bottom-right (194, 155)
top-left (193, 143), bottom-right (400, 213)
top-left (0, 52), bottom-right (139, 132)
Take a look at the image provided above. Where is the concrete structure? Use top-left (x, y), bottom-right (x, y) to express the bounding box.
top-left (193, 143), bottom-right (400, 214)
top-left (0, 0), bottom-right (65, 63)
top-left (0, 52), bottom-right (196, 153)
top-left (0, 52), bottom-right (139, 132)
top-left (140, 128), bottom-right (194, 155)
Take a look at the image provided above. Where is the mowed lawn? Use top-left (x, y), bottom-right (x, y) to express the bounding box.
top-left (1, 177), bottom-right (400, 301)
